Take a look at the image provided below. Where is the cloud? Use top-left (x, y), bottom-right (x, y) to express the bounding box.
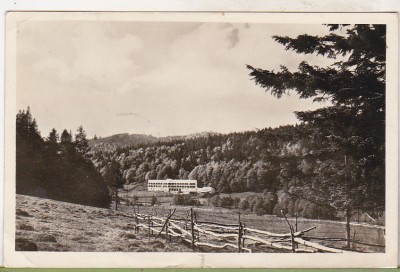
top-left (18, 21), bottom-right (335, 138)
top-left (29, 23), bottom-right (144, 93)
top-left (109, 23), bottom-right (334, 136)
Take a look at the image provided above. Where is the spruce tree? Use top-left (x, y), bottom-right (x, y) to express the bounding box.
top-left (247, 25), bottom-right (386, 239)
top-left (104, 159), bottom-right (123, 210)
top-left (75, 126), bottom-right (89, 154)
top-left (47, 128), bottom-right (59, 144)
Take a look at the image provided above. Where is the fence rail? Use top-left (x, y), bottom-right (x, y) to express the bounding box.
top-left (113, 205), bottom-right (382, 253)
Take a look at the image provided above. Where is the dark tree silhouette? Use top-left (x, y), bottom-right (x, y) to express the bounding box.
top-left (104, 159), bottom-right (124, 210)
top-left (75, 126), bottom-right (89, 154)
top-left (16, 107), bottom-right (111, 208)
top-left (247, 24), bottom-right (386, 246)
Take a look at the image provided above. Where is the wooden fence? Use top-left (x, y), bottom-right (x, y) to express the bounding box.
top-left (113, 206), bottom-right (375, 253)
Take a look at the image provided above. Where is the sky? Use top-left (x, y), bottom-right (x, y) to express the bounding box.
top-left (17, 20), bottom-right (334, 138)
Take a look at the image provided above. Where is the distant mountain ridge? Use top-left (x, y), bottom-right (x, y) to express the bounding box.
top-left (89, 131), bottom-right (219, 151)
top-left (88, 133), bottom-right (157, 152)
top-left (160, 131), bottom-right (220, 142)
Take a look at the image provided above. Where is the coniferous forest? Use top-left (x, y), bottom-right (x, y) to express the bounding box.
top-left (16, 107), bottom-right (111, 208)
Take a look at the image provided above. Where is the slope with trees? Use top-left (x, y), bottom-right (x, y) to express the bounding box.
top-left (16, 107), bottom-right (111, 208)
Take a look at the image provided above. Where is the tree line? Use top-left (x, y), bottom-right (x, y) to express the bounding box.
top-left (16, 107), bottom-right (111, 208)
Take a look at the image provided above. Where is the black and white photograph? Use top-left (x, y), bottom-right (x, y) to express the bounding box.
top-left (4, 12), bottom-right (398, 268)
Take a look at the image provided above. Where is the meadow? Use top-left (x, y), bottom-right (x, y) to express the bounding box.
top-left (16, 194), bottom-right (384, 253)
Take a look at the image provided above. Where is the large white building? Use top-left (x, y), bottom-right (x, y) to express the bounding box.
top-left (148, 179), bottom-right (214, 194)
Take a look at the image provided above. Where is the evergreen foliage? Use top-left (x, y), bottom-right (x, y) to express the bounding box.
top-left (247, 24), bottom-right (385, 215)
top-left (16, 107), bottom-right (111, 208)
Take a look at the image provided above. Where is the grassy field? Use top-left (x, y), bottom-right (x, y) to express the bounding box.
top-left (15, 194), bottom-right (191, 252)
top-left (128, 204), bottom-right (385, 253)
top-left (16, 194), bottom-right (385, 252)
top-left (119, 190), bottom-right (385, 252)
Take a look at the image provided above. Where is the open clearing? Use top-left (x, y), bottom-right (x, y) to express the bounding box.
top-left (16, 194), bottom-right (385, 252)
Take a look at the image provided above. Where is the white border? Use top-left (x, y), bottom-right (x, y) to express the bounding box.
top-left (3, 11), bottom-right (399, 268)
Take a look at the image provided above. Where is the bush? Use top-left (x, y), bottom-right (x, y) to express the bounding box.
top-left (303, 203), bottom-right (335, 219)
top-left (254, 200), bottom-right (267, 216)
top-left (239, 199), bottom-right (249, 210)
top-left (173, 194), bottom-right (199, 206)
top-left (219, 196), bottom-right (234, 208)
top-left (211, 195), bottom-right (221, 207)
top-left (248, 196), bottom-right (263, 211)
top-left (233, 197), bottom-right (241, 208)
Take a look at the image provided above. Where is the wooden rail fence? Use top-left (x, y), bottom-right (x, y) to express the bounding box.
top-left (112, 206), bottom-right (380, 253)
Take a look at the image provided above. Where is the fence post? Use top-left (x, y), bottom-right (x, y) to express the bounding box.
top-left (190, 208), bottom-right (195, 250)
top-left (185, 213), bottom-right (188, 231)
top-left (242, 223), bottom-right (246, 249)
top-left (295, 212), bottom-right (298, 249)
top-left (148, 216), bottom-right (151, 240)
top-left (169, 212), bottom-right (172, 243)
top-left (238, 222), bottom-right (243, 253)
top-left (238, 208), bottom-right (242, 253)
top-left (345, 209), bottom-right (351, 249)
top-left (135, 207), bottom-right (140, 234)
top-left (281, 210), bottom-right (296, 253)
top-left (194, 212), bottom-right (199, 242)
top-left (165, 210), bottom-right (170, 243)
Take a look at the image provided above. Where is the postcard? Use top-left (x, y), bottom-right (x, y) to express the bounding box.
top-left (4, 12), bottom-right (398, 268)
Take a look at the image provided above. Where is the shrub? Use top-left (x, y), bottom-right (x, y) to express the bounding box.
top-left (219, 196), bottom-right (234, 208)
top-left (303, 203), bottom-right (335, 219)
top-left (210, 195), bottom-right (221, 207)
top-left (254, 200), bottom-right (267, 216)
top-left (173, 194), bottom-right (199, 206)
top-left (239, 199), bottom-right (249, 210)
top-left (233, 197), bottom-right (241, 208)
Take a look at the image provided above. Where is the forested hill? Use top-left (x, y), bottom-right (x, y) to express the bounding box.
top-left (90, 124), bottom-right (316, 194)
top-left (88, 131), bottom-right (221, 152)
top-left (90, 121), bottom-right (384, 221)
top-left (88, 133), bottom-right (158, 152)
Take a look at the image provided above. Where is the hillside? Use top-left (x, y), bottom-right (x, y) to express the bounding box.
top-left (89, 133), bottom-right (158, 152)
top-left (15, 194), bottom-right (385, 253)
top-left (89, 124), bottom-right (385, 221)
top-left (15, 194), bottom-right (190, 252)
top-left (88, 132), bottom-right (221, 152)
